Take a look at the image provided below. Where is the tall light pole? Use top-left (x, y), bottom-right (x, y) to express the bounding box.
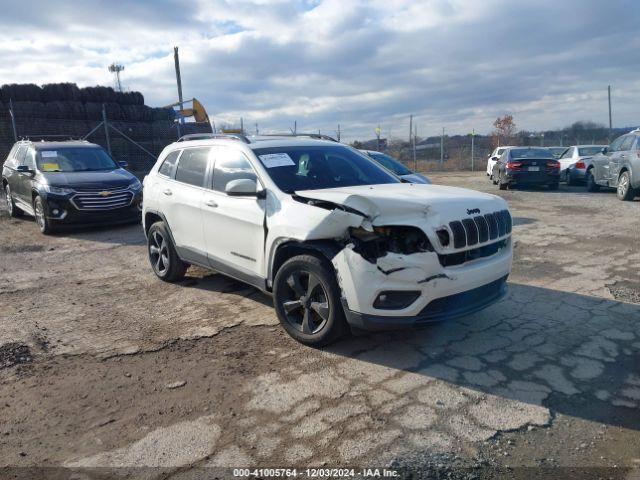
top-left (608, 85), bottom-right (613, 141)
top-left (108, 63), bottom-right (125, 92)
top-left (440, 127), bottom-right (445, 164)
top-left (470, 129), bottom-right (475, 171)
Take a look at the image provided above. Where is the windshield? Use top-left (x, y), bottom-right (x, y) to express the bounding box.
top-left (510, 148), bottom-right (554, 159)
top-left (578, 146), bottom-right (603, 156)
top-left (252, 145), bottom-right (399, 193)
top-left (36, 148), bottom-right (118, 172)
top-left (368, 152), bottom-right (412, 176)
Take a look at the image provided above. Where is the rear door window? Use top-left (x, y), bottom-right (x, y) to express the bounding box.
top-left (175, 147), bottom-right (211, 187)
top-left (158, 150), bottom-right (181, 178)
top-left (609, 136), bottom-right (625, 152)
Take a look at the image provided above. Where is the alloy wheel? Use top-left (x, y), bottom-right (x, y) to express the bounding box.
top-left (618, 174), bottom-right (629, 198)
top-left (34, 199), bottom-right (45, 230)
top-left (5, 187), bottom-right (12, 215)
top-left (149, 230), bottom-right (170, 276)
top-left (281, 270), bottom-right (330, 334)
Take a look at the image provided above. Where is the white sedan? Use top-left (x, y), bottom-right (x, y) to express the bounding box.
top-left (486, 146), bottom-right (515, 178)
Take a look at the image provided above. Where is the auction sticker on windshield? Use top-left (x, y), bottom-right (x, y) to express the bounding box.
top-left (259, 153), bottom-right (295, 168)
top-left (41, 151), bottom-right (58, 158)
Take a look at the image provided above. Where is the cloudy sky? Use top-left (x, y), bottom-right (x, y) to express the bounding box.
top-left (0, 0), bottom-right (638, 140)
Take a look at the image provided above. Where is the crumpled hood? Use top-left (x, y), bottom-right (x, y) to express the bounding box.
top-left (295, 183), bottom-right (508, 225)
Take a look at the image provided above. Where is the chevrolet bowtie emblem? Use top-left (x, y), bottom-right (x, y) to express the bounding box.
top-left (99, 191), bottom-right (112, 197)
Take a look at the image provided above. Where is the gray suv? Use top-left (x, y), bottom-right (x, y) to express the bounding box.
top-left (587, 129), bottom-right (640, 201)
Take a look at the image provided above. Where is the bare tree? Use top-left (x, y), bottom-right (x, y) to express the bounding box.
top-left (492, 115), bottom-right (517, 147)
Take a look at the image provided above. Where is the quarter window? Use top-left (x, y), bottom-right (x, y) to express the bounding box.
top-left (158, 150), bottom-right (181, 178)
top-left (14, 146), bottom-right (27, 165)
top-left (175, 147), bottom-right (210, 187)
top-left (213, 148), bottom-right (257, 192)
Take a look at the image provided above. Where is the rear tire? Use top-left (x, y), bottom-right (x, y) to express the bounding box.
top-left (33, 196), bottom-right (55, 234)
top-left (273, 254), bottom-right (348, 347)
top-left (565, 169), bottom-right (575, 186)
top-left (4, 184), bottom-right (22, 218)
top-left (617, 171), bottom-right (635, 201)
top-left (147, 221), bottom-right (187, 282)
top-left (586, 168), bottom-right (599, 192)
top-left (498, 172), bottom-right (508, 190)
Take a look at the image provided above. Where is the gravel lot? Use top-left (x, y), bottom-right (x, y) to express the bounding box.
top-left (1, 172), bottom-right (639, 479)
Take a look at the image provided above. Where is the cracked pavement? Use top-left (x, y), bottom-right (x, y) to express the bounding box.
top-left (1, 172), bottom-right (639, 478)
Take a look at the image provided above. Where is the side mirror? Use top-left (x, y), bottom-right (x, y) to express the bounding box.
top-left (601, 147), bottom-right (608, 154)
top-left (118, 161), bottom-right (129, 168)
top-left (16, 165), bottom-right (34, 174)
top-left (225, 178), bottom-right (261, 197)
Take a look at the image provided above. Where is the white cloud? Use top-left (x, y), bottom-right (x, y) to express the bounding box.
top-left (0, 0), bottom-right (637, 140)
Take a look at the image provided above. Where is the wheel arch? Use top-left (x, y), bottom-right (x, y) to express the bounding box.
top-left (268, 239), bottom-right (342, 291)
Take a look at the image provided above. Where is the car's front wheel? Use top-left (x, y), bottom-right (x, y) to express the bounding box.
top-left (586, 168), bottom-right (599, 192)
top-left (147, 221), bottom-right (187, 282)
top-left (273, 254), bottom-right (348, 346)
top-left (33, 196), bottom-right (55, 234)
top-left (617, 171), bottom-right (635, 201)
top-left (4, 184), bottom-right (22, 218)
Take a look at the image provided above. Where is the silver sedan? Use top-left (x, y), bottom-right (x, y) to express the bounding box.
top-left (558, 145), bottom-right (606, 185)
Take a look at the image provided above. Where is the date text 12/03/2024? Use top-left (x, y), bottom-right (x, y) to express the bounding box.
top-left (233, 468), bottom-right (400, 477)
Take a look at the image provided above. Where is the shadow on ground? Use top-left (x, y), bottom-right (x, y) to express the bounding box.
top-left (327, 282), bottom-right (640, 431)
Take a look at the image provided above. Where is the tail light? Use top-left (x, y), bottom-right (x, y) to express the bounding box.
top-left (575, 160), bottom-right (586, 169)
top-left (546, 161), bottom-right (560, 169)
top-left (506, 161), bottom-right (522, 170)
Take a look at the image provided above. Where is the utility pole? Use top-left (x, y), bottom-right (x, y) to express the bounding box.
top-left (412, 122), bottom-right (417, 172)
top-left (240, 117), bottom-right (244, 134)
top-left (540, 132), bottom-right (544, 147)
top-left (173, 47), bottom-right (185, 126)
top-left (440, 127), bottom-right (445, 164)
top-left (608, 85), bottom-right (613, 140)
top-left (409, 114), bottom-right (413, 153)
top-left (255, 123), bottom-right (259, 135)
top-left (470, 129), bottom-right (475, 172)
top-left (336, 124), bottom-right (341, 142)
top-left (108, 63), bottom-right (125, 92)
top-left (8, 98), bottom-right (17, 141)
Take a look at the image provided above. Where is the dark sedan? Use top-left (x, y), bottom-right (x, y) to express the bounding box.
top-left (492, 147), bottom-right (560, 190)
top-left (360, 150), bottom-right (431, 184)
top-left (2, 140), bottom-right (142, 234)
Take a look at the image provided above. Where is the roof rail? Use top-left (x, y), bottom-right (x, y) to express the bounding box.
top-left (177, 133), bottom-right (250, 143)
top-left (257, 133), bottom-right (339, 142)
top-left (18, 135), bottom-right (86, 142)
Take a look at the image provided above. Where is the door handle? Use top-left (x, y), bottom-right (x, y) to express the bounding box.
top-left (620, 154), bottom-right (626, 158)
top-left (163, 189), bottom-right (172, 196)
top-left (204, 199), bottom-right (218, 208)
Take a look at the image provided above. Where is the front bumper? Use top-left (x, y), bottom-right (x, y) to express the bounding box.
top-left (333, 237), bottom-right (513, 330)
top-left (42, 191), bottom-right (142, 226)
top-left (344, 275), bottom-right (508, 330)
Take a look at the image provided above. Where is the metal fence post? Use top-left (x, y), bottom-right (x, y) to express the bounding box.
top-left (9, 98), bottom-right (18, 141)
top-left (102, 104), bottom-right (111, 155)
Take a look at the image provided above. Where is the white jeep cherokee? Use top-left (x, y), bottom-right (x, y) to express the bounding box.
top-left (142, 134), bottom-right (513, 346)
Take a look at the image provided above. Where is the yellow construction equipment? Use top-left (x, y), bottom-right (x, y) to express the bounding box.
top-left (163, 98), bottom-right (210, 124)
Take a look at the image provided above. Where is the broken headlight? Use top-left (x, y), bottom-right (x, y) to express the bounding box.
top-left (349, 225), bottom-right (433, 262)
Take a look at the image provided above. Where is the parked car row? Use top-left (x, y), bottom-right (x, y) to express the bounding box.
top-left (486, 129), bottom-right (640, 201)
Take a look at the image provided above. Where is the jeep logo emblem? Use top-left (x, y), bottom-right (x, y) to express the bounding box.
top-left (467, 208), bottom-right (481, 215)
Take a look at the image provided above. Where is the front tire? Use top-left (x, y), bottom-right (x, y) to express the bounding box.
top-left (33, 196), bottom-right (55, 234)
top-left (617, 171), bottom-right (635, 201)
top-left (273, 254), bottom-right (348, 347)
top-left (147, 221), bottom-right (187, 282)
top-left (4, 184), bottom-right (22, 218)
top-left (586, 168), bottom-right (599, 192)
